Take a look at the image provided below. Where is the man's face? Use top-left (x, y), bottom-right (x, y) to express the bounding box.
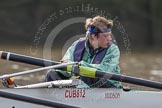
top-left (97, 32), bottom-right (112, 48)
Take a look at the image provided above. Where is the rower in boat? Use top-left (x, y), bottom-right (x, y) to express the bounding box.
top-left (45, 16), bottom-right (121, 88)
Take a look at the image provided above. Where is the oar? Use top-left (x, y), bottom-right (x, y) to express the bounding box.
top-left (1, 51), bottom-right (162, 89)
top-left (67, 66), bottom-right (162, 90)
top-left (0, 90), bottom-right (80, 108)
top-left (0, 51), bottom-right (60, 66)
top-left (0, 62), bottom-right (77, 79)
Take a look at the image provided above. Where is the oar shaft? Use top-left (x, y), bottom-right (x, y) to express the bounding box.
top-left (95, 70), bottom-right (162, 89)
top-left (0, 51), bottom-right (59, 66)
top-left (0, 90), bottom-right (80, 108)
top-left (66, 66), bottom-right (162, 89)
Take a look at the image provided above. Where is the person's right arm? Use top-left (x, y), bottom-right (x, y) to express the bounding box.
top-left (61, 41), bottom-right (78, 62)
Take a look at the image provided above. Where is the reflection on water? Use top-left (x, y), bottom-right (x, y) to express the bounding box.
top-left (0, 46), bottom-right (162, 90)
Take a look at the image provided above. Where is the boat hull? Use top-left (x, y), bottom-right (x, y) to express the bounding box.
top-left (0, 88), bottom-right (162, 108)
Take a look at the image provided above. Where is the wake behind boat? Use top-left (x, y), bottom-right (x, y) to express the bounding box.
top-left (0, 51), bottom-right (162, 108)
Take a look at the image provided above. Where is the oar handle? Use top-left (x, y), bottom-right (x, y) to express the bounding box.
top-left (0, 51), bottom-right (60, 66)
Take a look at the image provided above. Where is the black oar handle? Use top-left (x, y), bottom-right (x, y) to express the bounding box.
top-left (0, 90), bottom-right (80, 108)
top-left (0, 51), bottom-right (60, 67)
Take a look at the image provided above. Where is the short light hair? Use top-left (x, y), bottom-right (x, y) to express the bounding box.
top-left (85, 16), bottom-right (113, 30)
